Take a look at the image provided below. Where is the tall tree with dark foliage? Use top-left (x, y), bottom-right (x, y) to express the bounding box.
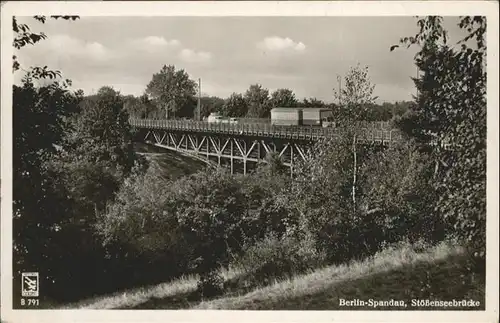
top-left (270, 88), bottom-right (298, 108)
top-left (244, 84), bottom-right (271, 118)
top-left (221, 93), bottom-right (248, 117)
top-left (145, 65), bottom-right (197, 119)
top-left (12, 15), bottom-right (84, 302)
top-left (63, 86), bottom-right (138, 217)
top-left (392, 16), bottom-right (487, 262)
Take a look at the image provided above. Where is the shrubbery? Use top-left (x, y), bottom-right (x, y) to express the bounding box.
top-left (98, 166), bottom-right (290, 295)
top-left (283, 129), bottom-right (449, 265)
top-left (289, 134), bottom-right (356, 260)
top-left (96, 153), bottom-right (300, 296)
top-left (235, 233), bottom-right (326, 287)
top-left (359, 142), bottom-right (448, 245)
top-left (240, 165), bottom-right (296, 242)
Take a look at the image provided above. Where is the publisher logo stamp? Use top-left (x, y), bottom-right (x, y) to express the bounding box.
top-left (21, 272), bottom-right (39, 297)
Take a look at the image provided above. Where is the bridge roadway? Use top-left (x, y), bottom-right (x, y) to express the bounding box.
top-left (129, 118), bottom-right (404, 175)
top-left (129, 119), bottom-right (403, 142)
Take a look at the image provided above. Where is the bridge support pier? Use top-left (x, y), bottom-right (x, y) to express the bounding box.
top-left (230, 140), bottom-right (234, 175)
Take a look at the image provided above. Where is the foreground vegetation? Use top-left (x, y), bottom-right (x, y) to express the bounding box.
top-left (195, 242), bottom-right (483, 311)
top-left (67, 241), bottom-right (483, 310)
top-left (12, 15), bottom-right (486, 308)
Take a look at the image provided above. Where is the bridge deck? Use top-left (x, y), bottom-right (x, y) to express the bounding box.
top-left (129, 119), bottom-right (404, 143)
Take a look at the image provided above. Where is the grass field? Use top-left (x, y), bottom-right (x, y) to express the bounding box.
top-left (68, 241), bottom-right (484, 310)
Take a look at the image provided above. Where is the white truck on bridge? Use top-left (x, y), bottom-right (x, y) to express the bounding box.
top-left (207, 113), bottom-right (238, 124)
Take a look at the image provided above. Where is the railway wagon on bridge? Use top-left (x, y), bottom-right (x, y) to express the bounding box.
top-left (270, 107), bottom-right (304, 126)
top-left (271, 107), bottom-right (333, 127)
top-left (302, 107), bottom-right (333, 126)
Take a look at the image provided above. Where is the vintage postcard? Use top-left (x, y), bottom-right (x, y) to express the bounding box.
top-left (1, 1), bottom-right (498, 323)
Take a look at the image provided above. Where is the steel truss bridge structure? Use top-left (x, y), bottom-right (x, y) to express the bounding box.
top-left (130, 119), bottom-right (405, 175)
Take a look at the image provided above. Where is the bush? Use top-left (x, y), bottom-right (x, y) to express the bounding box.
top-left (239, 170), bottom-right (296, 243)
top-left (96, 162), bottom-right (194, 290)
top-left (172, 170), bottom-right (248, 266)
top-left (358, 142), bottom-right (448, 244)
top-left (101, 166), bottom-right (256, 293)
top-left (197, 271), bottom-right (225, 298)
top-left (235, 233), bottom-right (326, 286)
top-left (290, 133), bottom-right (374, 263)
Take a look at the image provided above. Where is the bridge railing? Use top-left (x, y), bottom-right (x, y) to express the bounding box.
top-left (129, 119), bottom-right (403, 143)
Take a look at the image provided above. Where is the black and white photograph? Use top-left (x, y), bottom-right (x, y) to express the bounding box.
top-left (1, 2), bottom-right (498, 323)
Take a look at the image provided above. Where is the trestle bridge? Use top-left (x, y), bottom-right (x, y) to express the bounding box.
top-left (129, 119), bottom-right (404, 175)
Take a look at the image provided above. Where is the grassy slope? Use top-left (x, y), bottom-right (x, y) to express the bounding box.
top-left (62, 267), bottom-right (242, 310)
top-left (196, 244), bottom-right (484, 310)
top-left (70, 242), bottom-right (484, 310)
top-left (195, 243), bottom-right (484, 310)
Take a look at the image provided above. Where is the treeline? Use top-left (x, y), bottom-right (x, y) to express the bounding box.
top-left (124, 64), bottom-right (412, 122)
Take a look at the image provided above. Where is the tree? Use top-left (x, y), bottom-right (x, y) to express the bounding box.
top-left (194, 96), bottom-right (226, 119)
top-left (176, 171), bottom-right (248, 295)
top-left (13, 15), bottom-right (79, 74)
top-left (333, 64), bottom-right (378, 210)
top-left (51, 86), bottom-right (139, 274)
top-left (393, 16), bottom-right (487, 261)
top-left (364, 102), bottom-right (410, 122)
top-left (256, 152), bottom-right (289, 178)
top-left (65, 86), bottom-right (138, 213)
top-left (244, 84), bottom-right (271, 118)
top-left (240, 167), bottom-right (295, 242)
top-left (124, 94), bottom-right (156, 119)
top-left (145, 65), bottom-right (197, 119)
top-left (12, 16), bottom-right (84, 302)
top-left (270, 88), bottom-right (298, 107)
top-left (41, 86), bottom-right (146, 300)
top-left (299, 97), bottom-right (326, 108)
top-left (13, 79), bottom-right (82, 283)
top-left (333, 64), bottom-right (378, 123)
top-left (221, 93), bottom-right (248, 117)
top-left (96, 162), bottom-right (193, 287)
top-left (359, 142), bottom-right (446, 244)
top-left (290, 134), bottom-right (363, 262)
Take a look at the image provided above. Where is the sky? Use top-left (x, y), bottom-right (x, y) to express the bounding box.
top-left (15, 16), bottom-right (466, 103)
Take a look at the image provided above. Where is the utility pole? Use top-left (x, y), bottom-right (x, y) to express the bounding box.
top-left (336, 74), bottom-right (342, 126)
top-left (197, 78), bottom-right (201, 121)
top-left (416, 65), bottom-right (420, 101)
top-left (336, 75), bottom-right (342, 107)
